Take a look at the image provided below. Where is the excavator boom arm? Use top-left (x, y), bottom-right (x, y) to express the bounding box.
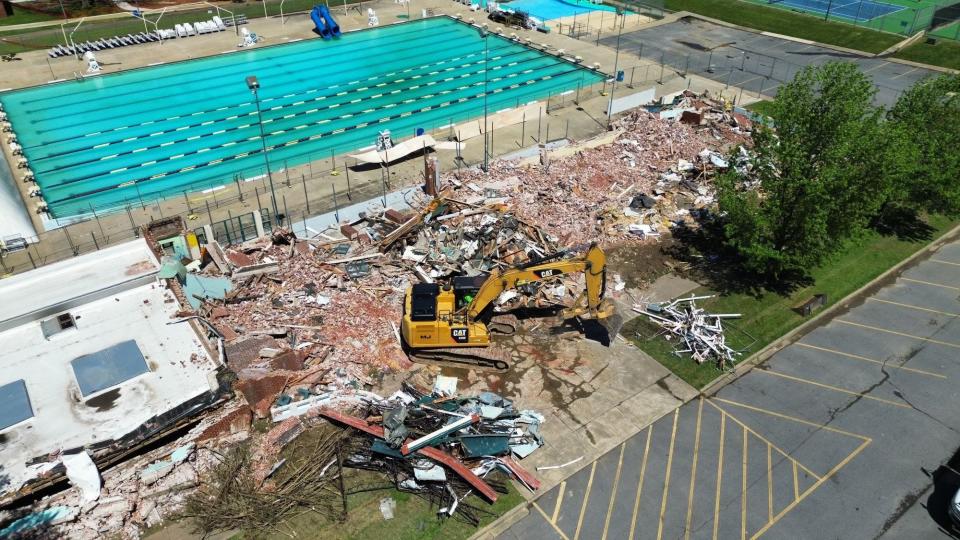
top-left (465, 244), bottom-right (607, 320)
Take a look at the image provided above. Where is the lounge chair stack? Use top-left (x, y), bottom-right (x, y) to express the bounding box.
top-left (48, 16), bottom-right (235, 58)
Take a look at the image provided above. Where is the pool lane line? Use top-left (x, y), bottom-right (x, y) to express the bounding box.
top-left (46, 65), bottom-right (566, 191)
top-left (37, 57), bottom-right (561, 179)
top-left (28, 40), bottom-right (516, 137)
top-left (26, 43), bottom-right (522, 145)
top-left (24, 29), bottom-right (517, 127)
top-left (51, 68), bottom-right (584, 204)
top-left (19, 20), bottom-right (477, 108)
top-left (30, 49), bottom-right (539, 161)
top-left (31, 41), bottom-right (518, 136)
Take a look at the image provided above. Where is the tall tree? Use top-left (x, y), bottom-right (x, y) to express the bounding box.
top-left (717, 62), bottom-right (887, 277)
top-left (885, 74), bottom-right (960, 216)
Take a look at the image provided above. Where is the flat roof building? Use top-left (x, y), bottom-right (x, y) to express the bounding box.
top-left (0, 239), bottom-right (221, 503)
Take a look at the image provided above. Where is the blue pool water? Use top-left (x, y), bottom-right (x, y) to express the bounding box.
top-left (0, 17), bottom-right (602, 218)
top-left (502, 0), bottom-right (621, 20)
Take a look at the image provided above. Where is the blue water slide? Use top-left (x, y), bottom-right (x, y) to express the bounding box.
top-left (317, 5), bottom-right (341, 37)
top-left (310, 6), bottom-right (332, 39)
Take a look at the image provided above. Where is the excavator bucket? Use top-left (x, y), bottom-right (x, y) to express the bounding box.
top-left (598, 311), bottom-right (625, 346)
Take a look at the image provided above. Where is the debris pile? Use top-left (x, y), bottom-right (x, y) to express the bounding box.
top-left (633, 295), bottom-right (743, 368)
top-left (320, 378), bottom-right (545, 525)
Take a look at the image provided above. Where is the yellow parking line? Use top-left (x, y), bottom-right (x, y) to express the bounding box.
top-left (795, 342), bottom-right (947, 379)
top-left (741, 427), bottom-right (748, 540)
top-left (684, 398), bottom-right (704, 540)
top-left (868, 298), bottom-right (960, 319)
top-left (552, 481), bottom-right (567, 523)
top-left (574, 461), bottom-right (597, 540)
top-left (792, 461), bottom-right (799, 500)
top-left (750, 438), bottom-right (871, 540)
top-left (658, 409), bottom-right (680, 540)
top-left (757, 370), bottom-right (910, 408)
top-left (601, 443), bottom-right (627, 540)
top-left (712, 398), bottom-right (871, 442)
top-left (712, 413), bottom-right (726, 540)
top-left (837, 320), bottom-right (960, 350)
top-left (901, 277), bottom-right (960, 291)
top-left (767, 443), bottom-right (773, 522)
top-left (533, 502), bottom-right (572, 540)
top-left (706, 401), bottom-right (822, 480)
top-left (629, 425), bottom-right (654, 540)
top-left (931, 258), bottom-right (960, 267)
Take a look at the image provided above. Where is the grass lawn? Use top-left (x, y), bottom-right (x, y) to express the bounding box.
top-left (0, 6), bottom-right (60, 27)
top-left (257, 470), bottom-right (526, 540)
top-left (663, 0), bottom-right (901, 53)
top-left (894, 38), bottom-right (960, 71)
top-left (744, 99), bottom-right (776, 118)
top-left (623, 214), bottom-right (958, 389)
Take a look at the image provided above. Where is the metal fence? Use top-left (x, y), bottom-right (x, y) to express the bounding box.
top-left (629, 42), bottom-right (910, 106)
top-left (0, 0), bottom-right (369, 55)
top-left (0, 77), bottom-right (608, 276)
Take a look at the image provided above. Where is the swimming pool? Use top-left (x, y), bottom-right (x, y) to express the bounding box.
top-left (501, 0), bottom-right (621, 21)
top-left (0, 17), bottom-right (603, 218)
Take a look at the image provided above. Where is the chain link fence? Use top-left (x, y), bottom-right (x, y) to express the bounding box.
top-left (0, 76), bottom-right (608, 276)
top-left (0, 0), bottom-right (370, 55)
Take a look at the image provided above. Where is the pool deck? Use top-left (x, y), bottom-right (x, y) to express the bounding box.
top-left (0, 0), bottom-right (741, 274)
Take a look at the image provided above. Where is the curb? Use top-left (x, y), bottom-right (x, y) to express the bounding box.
top-left (700, 220), bottom-right (960, 398)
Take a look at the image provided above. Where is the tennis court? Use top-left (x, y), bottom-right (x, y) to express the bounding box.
top-left (769, 0), bottom-right (904, 22)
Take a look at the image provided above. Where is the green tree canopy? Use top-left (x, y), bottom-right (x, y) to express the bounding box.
top-left (717, 62), bottom-right (889, 277)
top-left (885, 73), bottom-right (960, 216)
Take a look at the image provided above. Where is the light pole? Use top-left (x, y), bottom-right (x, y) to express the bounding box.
top-left (246, 75), bottom-right (280, 226)
top-left (606, 8), bottom-right (624, 128)
top-left (480, 28), bottom-right (489, 173)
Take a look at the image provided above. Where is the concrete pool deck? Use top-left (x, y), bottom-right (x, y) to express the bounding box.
top-left (0, 0), bottom-right (741, 272)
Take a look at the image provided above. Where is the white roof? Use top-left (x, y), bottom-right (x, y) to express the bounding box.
top-left (0, 281), bottom-right (218, 499)
top-left (0, 239), bottom-right (159, 330)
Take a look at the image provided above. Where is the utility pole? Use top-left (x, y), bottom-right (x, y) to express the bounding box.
top-left (246, 75), bottom-right (280, 226)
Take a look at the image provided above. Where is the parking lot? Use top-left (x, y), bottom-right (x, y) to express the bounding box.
top-left (498, 233), bottom-right (960, 539)
top-left (599, 17), bottom-right (940, 106)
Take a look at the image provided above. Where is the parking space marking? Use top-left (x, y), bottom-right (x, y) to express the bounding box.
top-left (573, 461), bottom-right (597, 540)
top-left (891, 67), bottom-right (918, 79)
top-left (600, 444), bottom-right (626, 540)
top-left (657, 408), bottom-right (680, 540)
top-left (712, 398), bottom-right (871, 442)
top-left (868, 297), bottom-right (960, 319)
top-left (710, 398), bottom-right (872, 539)
top-left (552, 481), bottom-right (566, 523)
top-left (931, 258), bottom-right (960, 267)
top-left (533, 501), bottom-right (572, 540)
top-left (753, 436), bottom-right (871, 539)
top-left (767, 444), bottom-right (774, 522)
top-left (684, 398), bottom-right (704, 540)
top-left (757, 370), bottom-right (909, 408)
top-left (742, 427), bottom-right (748, 540)
top-left (794, 342), bottom-right (947, 379)
top-left (713, 413), bottom-right (726, 540)
top-left (837, 319), bottom-right (960, 350)
top-left (629, 425), bottom-right (653, 540)
top-left (792, 461), bottom-right (799, 500)
top-left (901, 277), bottom-right (960, 291)
top-left (706, 400), bottom-right (821, 480)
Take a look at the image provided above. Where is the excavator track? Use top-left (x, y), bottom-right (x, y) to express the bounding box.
top-left (407, 344), bottom-right (513, 371)
top-left (487, 314), bottom-right (519, 336)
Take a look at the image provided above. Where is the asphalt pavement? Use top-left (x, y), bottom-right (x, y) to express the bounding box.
top-left (599, 17), bottom-right (941, 107)
top-left (497, 232), bottom-right (960, 539)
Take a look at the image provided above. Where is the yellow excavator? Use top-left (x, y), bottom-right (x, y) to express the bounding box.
top-left (400, 243), bottom-right (617, 370)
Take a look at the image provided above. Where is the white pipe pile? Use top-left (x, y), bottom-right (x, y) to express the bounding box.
top-left (633, 295), bottom-right (742, 368)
